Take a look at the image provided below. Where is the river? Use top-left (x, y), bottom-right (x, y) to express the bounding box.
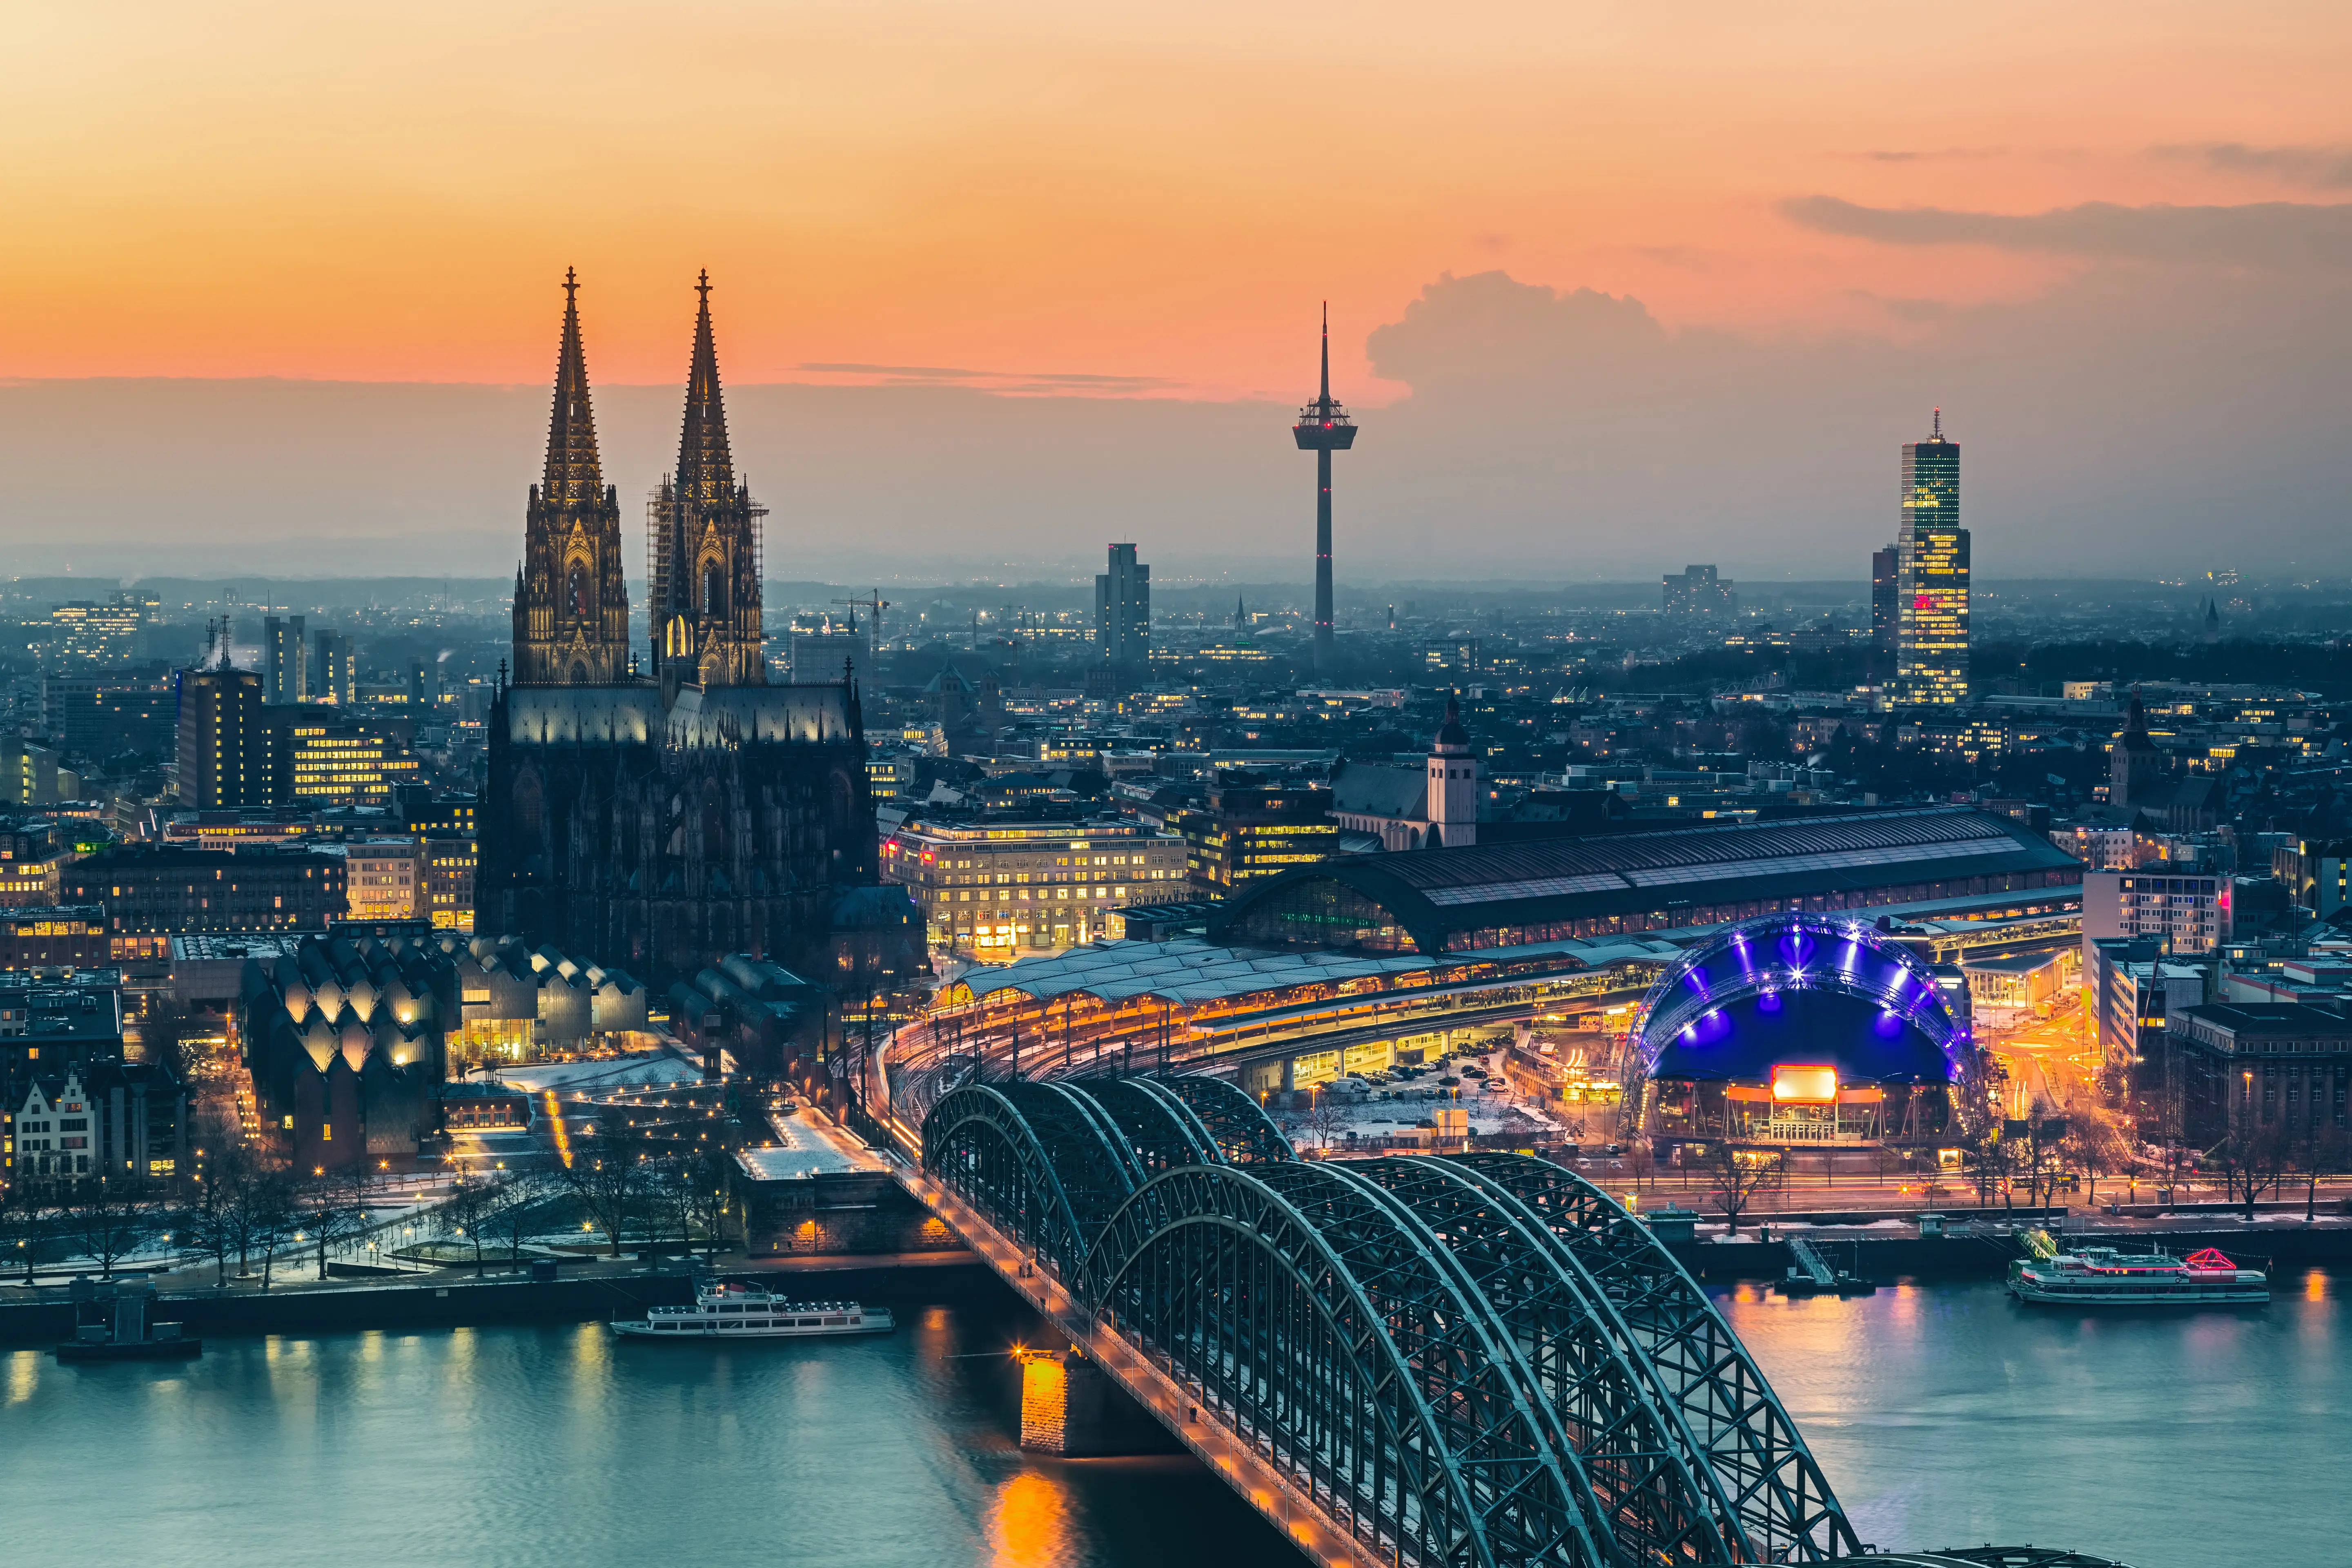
top-left (2, 1273), bottom-right (2340, 1568)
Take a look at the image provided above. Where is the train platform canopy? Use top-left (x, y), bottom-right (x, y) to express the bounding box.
top-left (944, 938), bottom-right (1439, 1009)
top-left (1209, 806), bottom-right (2080, 957)
top-left (939, 875), bottom-right (2082, 1014)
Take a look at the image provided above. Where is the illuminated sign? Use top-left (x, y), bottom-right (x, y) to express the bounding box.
top-left (1770, 1064), bottom-right (1838, 1103)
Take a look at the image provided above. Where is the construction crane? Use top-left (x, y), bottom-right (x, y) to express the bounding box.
top-left (831, 590), bottom-right (889, 646)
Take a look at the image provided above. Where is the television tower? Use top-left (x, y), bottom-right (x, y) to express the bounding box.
top-left (1292, 303), bottom-right (1356, 673)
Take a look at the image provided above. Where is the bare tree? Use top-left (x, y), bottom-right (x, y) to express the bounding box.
top-left (1705, 1144), bottom-right (1782, 1237)
top-left (2064, 1102), bottom-right (2136, 1207)
top-left (298, 1166), bottom-right (374, 1280)
top-left (1303, 1088), bottom-right (1347, 1153)
top-left (2, 1174), bottom-right (60, 1285)
top-left (2017, 1115), bottom-right (2068, 1212)
top-left (241, 1169), bottom-right (299, 1290)
top-left (67, 1175), bottom-right (160, 1278)
top-left (483, 1167), bottom-right (558, 1271)
top-left (1960, 1125), bottom-right (2013, 1210)
top-left (2294, 1123), bottom-right (2350, 1223)
top-left (559, 1108), bottom-right (648, 1258)
top-left (684, 1147), bottom-right (735, 1258)
top-left (2210, 1125), bottom-right (2293, 1220)
top-left (434, 1173), bottom-right (504, 1274)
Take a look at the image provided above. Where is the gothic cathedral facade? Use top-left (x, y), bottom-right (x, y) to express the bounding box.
top-left (477, 274), bottom-right (913, 986)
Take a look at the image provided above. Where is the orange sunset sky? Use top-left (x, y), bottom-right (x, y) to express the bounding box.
top-left (3, 2), bottom-right (2348, 578)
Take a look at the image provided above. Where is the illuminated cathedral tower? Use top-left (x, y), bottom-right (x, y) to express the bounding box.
top-left (513, 270), bottom-right (631, 685)
top-left (650, 272), bottom-right (766, 688)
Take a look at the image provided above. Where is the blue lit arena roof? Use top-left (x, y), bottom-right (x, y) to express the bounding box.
top-left (1633, 912), bottom-right (1969, 1085)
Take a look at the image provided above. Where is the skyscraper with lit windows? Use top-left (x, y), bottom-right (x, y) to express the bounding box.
top-left (1895, 410), bottom-right (1969, 704)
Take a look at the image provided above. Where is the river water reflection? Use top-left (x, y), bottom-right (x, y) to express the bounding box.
top-left (1723, 1272), bottom-right (2345, 1568)
top-left (2, 1274), bottom-right (2341, 1568)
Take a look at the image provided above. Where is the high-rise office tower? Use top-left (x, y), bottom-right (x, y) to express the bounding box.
top-left (1095, 543), bottom-right (1151, 669)
top-left (1292, 305), bottom-right (1356, 674)
top-left (174, 627), bottom-right (269, 807)
top-left (314, 630), bottom-right (356, 706)
top-left (1869, 546), bottom-right (1899, 652)
top-left (1894, 408), bottom-right (1969, 705)
top-left (264, 614), bottom-right (307, 704)
top-left (513, 270), bottom-right (631, 686)
top-left (649, 271), bottom-right (765, 689)
top-left (1662, 566), bottom-right (1735, 615)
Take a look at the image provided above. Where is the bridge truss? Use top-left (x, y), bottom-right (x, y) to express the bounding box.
top-left (921, 1074), bottom-right (1865, 1567)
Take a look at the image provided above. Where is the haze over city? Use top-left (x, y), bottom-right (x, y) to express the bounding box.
top-left (5, 3), bottom-right (2349, 579)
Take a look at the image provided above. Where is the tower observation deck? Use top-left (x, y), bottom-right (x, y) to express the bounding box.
top-left (1293, 303), bottom-right (1356, 675)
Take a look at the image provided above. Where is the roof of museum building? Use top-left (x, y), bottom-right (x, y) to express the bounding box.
top-left (1212, 807), bottom-right (2079, 955)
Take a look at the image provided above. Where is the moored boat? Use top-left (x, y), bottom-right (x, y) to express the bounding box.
top-left (611, 1281), bottom-right (895, 1340)
top-left (2007, 1241), bottom-right (2268, 1306)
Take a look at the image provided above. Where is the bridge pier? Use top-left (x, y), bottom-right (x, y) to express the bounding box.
top-left (1016, 1348), bottom-right (1169, 1457)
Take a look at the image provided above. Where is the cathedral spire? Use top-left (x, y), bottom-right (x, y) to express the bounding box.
top-left (542, 267), bottom-right (604, 506)
top-left (675, 269), bottom-right (735, 511)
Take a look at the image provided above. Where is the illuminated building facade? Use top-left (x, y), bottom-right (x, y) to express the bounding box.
top-left (63, 843), bottom-right (347, 933)
top-left (1182, 774), bottom-right (1338, 897)
top-left (47, 595), bottom-right (144, 666)
top-left (264, 615), bottom-right (307, 704)
top-left (345, 838), bottom-right (425, 922)
top-left (172, 662), bottom-right (268, 808)
top-left (1895, 410), bottom-right (1969, 704)
top-left (883, 819), bottom-right (1189, 956)
top-left (285, 719), bottom-right (419, 806)
top-left (424, 835), bottom-right (476, 932)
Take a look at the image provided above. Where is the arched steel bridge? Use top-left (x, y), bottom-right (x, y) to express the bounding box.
top-left (922, 1071), bottom-right (1866, 1567)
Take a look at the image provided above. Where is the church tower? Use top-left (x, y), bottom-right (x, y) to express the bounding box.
top-left (514, 270), bottom-right (631, 686)
top-left (651, 272), bottom-right (766, 688)
top-left (1425, 691), bottom-right (1478, 849)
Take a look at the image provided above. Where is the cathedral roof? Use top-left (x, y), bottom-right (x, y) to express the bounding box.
top-left (541, 269), bottom-right (604, 508)
top-left (502, 682), bottom-right (858, 748)
top-left (674, 270), bottom-right (735, 512)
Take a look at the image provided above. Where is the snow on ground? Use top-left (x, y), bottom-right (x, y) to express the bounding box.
top-left (501, 1052), bottom-right (702, 1096)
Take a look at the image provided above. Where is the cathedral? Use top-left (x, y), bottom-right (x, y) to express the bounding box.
top-left (478, 273), bottom-right (912, 984)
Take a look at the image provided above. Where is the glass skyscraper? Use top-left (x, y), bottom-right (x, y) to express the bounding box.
top-left (1895, 411), bottom-right (1969, 704)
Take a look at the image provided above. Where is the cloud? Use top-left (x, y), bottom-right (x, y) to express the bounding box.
top-left (2154, 142), bottom-right (2352, 190)
top-left (1347, 258), bottom-right (2352, 577)
top-left (1780, 195), bottom-right (2352, 269)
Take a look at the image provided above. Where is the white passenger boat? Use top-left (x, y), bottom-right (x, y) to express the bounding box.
top-left (2007, 1241), bottom-right (2268, 1306)
top-left (612, 1281), bottom-right (896, 1339)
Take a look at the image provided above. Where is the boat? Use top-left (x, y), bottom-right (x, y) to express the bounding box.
top-left (611, 1281), bottom-right (896, 1340)
top-left (2007, 1235), bottom-right (2269, 1306)
top-left (54, 1280), bottom-right (202, 1363)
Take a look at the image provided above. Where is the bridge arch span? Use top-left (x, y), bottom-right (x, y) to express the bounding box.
top-left (1085, 1159), bottom-right (1614, 1568)
top-left (1457, 1152), bottom-right (1862, 1561)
